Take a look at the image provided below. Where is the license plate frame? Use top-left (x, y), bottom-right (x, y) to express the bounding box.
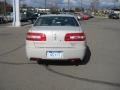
top-left (47, 51), bottom-right (63, 59)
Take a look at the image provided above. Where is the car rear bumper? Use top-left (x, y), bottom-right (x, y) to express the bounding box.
top-left (26, 46), bottom-right (86, 61)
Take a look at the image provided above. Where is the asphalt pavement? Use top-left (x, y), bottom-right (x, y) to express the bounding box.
top-left (0, 18), bottom-right (120, 90)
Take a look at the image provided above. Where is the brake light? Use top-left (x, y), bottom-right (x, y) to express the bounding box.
top-left (26, 32), bottom-right (46, 41)
top-left (65, 33), bottom-right (86, 41)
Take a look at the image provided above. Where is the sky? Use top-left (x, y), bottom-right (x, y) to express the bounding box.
top-left (3, 0), bottom-right (120, 8)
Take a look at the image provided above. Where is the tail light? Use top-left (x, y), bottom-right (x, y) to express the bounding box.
top-left (65, 33), bottom-right (86, 41)
top-left (26, 32), bottom-right (46, 41)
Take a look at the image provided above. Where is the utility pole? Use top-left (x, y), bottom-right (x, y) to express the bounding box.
top-left (91, 0), bottom-right (99, 11)
top-left (4, 0), bottom-right (6, 16)
top-left (81, 0), bottom-right (83, 11)
top-left (114, 0), bottom-right (116, 9)
top-left (45, 0), bottom-right (47, 12)
top-left (114, 0), bottom-right (119, 9)
top-left (68, 0), bottom-right (70, 11)
top-left (12, 0), bottom-right (21, 27)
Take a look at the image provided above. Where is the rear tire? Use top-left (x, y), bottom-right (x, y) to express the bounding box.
top-left (25, 58), bottom-right (37, 64)
top-left (81, 46), bottom-right (91, 65)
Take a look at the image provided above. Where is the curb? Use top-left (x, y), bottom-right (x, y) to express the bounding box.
top-left (94, 16), bottom-right (108, 19)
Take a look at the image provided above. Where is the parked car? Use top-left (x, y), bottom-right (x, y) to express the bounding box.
top-left (0, 16), bottom-right (4, 24)
top-left (0, 16), bottom-right (6, 24)
top-left (83, 13), bottom-right (94, 18)
top-left (25, 12), bottom-right (40, 23)
top-left (20, 13), bottom-right (29, 22)
top-left (6, 12), bottom-right (13, 22)
top-left (26, 14), bottom-right (91, 65)
top-left (80, 13), bottom-right (90, 20)
top-left (108, 13), bottom-right (119, 19)
top-left (74, 13), bottom-right (82, 21)
top-left (28, 13), bottom-right (39, 23)
top-left (74, 12), bottom-right (89, 20)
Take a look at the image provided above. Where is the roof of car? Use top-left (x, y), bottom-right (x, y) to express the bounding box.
top-left (40, 14), bottom-right (75, 17)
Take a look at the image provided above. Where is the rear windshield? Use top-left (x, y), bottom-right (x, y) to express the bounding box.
top-left (34, 16), bottom-right (79, 26)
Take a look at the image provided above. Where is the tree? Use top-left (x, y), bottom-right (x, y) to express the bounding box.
top-left (113, 0), bottom-right (119, 9)
top-left (0, 1), bottom-right (12, 14)
top-left (0, 1), bottom-right (4, 14)
top-left (90, 0), bottom-right (100, 11)
top-left (50, 7), bottom-right (59, 14)
top-left (62, 8), bottom-right (65, 12)
top-left (75, 7), bottom-right (81, 12)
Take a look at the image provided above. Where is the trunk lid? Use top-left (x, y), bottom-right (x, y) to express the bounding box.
top-left (31, 26), bottom-right (83, 48)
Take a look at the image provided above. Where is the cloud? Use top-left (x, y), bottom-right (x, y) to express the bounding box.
top-left (100, 0), bottom-right (120, 7)
top-left (63, 0), bottom-right (77, 4)
top-left (5, 0), bottom-right (120, 8)
top-left (6, 0), bottom-right (58, 7)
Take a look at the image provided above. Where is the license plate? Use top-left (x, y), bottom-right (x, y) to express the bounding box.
top-left (47, 51), bottom-right (63, 59)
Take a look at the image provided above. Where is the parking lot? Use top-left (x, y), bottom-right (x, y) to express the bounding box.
top-left (0, 18), bottom-right (120, 90)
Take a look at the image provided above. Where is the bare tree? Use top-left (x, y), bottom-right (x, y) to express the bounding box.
top-left (68, 0), bottom-right (70, 11)
top-left (0, 1), bottom-right (4, 14)
top-left (4, 0), bottom-right (6, 16)
top-left (113, 0), bottom-right (119, 9)
top-left (90, 0), bottom-right (100, 11)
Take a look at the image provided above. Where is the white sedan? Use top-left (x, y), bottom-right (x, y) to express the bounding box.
top-left (26, 14), bottom-right (90, 65)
